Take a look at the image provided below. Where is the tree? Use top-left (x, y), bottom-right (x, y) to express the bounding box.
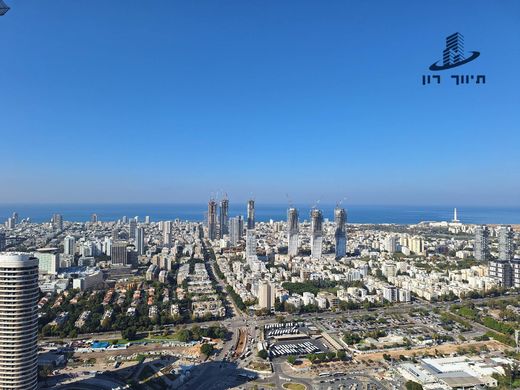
top-left (122, 326), bottom-right (137, 341)
top-left (405, 380), bottom-right (423, 390)
top-left (257, 350), bottom-right (268, 360)
top-left (287, 355), bottom-right (297, 365)
top-left (200, 343), bottom-right (214, 356)
top-left (336, 350), bottom-right (347, 360)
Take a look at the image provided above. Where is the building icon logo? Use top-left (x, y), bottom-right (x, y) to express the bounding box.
top-left (429, 32), bottom-right (480, 71)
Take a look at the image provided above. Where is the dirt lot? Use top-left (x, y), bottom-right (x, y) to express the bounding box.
top-left (354, 340), bottom-right (507, 361)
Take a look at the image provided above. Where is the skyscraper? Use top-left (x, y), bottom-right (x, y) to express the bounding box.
top-left (0, 253), bottom-right (39, 390)
top-left (247, 199), bottom-right (255, 230)
top-left (145, 215), bottom-right (150, 224)
top-left (91, 213), bottom-right (98, 223)
top-left (136, 227), bottom-right (145, 255)
top-left (64, 235), bottom-right (76, 256)
top-left (0, 232), bottom-right (5, 251)
top-left (207, 200), bottom-right (218, 240)
top-left (229, 216), bottom-right (243, 246)
top-left (129, 218), bottom-right (137, 240)
top-left (246, 229), bottom-right (257, 261)
top-left (287, 208), bottom-right (299, 257)
top-left (219, 198), bottom-right (229, 238)
top-left (474, 225), bottom-right (489, 261)
top-left (498, 225), bottom-right (514, 261)
top-left (11, 212), bottom-right (18, 224)
top-left (310, 208), bottom-right (323, 259)
top-left (52, 213), bottom-right (63, 231)
top-left (334, 207), bottom-right (347, 258)
top-left (111, 241), bottom-right (128, 265)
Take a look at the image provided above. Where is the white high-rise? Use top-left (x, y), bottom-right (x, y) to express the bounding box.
top-left (287, 208), bottom-right (299, 257)
top-left (310, 209), bottom-right (323, 259)
top-left (0, 253), bottom-right (39, 390)
top-left (64, 235), bottom-right (76, 256)
top-left (136, 227), bottom-right (145, 255)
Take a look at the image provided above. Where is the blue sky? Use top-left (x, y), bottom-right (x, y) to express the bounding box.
top-left (1, 0), bottom-right (519, 205)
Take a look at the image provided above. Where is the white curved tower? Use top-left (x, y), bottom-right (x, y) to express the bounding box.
top-left (0, 253), bottom-right (39, 390)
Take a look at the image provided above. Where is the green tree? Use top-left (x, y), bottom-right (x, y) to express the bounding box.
top-left (200, 343), bottom-right (214, 356)
top-left (257, 350), bottom-right (268, 359)
top-left (287, 355), bottom-right (297, 364)
top-left (405, 380), bottom-right (423, 390)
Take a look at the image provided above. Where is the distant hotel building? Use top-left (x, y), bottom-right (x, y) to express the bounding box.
top-left (0, 253), bottom-right (39, 390)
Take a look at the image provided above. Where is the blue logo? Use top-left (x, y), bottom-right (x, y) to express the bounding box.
top-left (429, 32), bottom-right (480, 71)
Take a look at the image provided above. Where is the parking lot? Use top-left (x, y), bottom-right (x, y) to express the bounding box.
top-left (264, 322), bottom-right (304, 338)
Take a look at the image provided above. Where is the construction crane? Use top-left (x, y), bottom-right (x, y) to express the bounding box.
top-left (0, 0), bottom-right (9, 16)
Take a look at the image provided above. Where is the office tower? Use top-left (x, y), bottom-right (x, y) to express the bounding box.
top-left (229, 216), bottom-right (243, 246)
top-left (52, 213), bottom-right (63, 230)
top-left (443, 32), bottom-right (465, 66)
top-left (129, 218), bottom-right (137, 240)
top-left (258, 280), bottom-right (276, 311)
top-left (34, 248), bottom-right (59, 275)
top-left (63, 235), bottom-right (75, 256)
top-left (287, 208), bottom-right (299, 257)
top-left (145, 215), bottom-right (150, 224)
top-left (11, 212), bottom-right (18, 224)
top-left (310, 208), bottom-right (323, 259)
top-left (91, 213), bottom-right (98, 223)
top-left (121, 216), bottom-right (128, 224)
top-left (6, 217), bottom-right (15, 229)
top-left (0, 253), bottom-right (39, 390)
top-left (136, 227), bottom-right (145, 255)
top-left (474, 225), bottom-right (489, 261)
top-left (110, 241), bottom-right (128, 265)
top-left (207, 200), bottom-right (217, 240)
top-left (246, 229), bottom-right (257, 260)
top-left (247, 199), bottom-right (255, 230)
top-left (384, 235), bottom-right (398, 253)
top-left (498, 225), bottom-right (514, 261)
top-left (197, 223), bottom-right (204, 240)
top-left (0, 232), bottom-right (5, 251)
top-left (334, 207), bottom-right (347, 258)
top-left (219, 198), bottom-right (229, 238)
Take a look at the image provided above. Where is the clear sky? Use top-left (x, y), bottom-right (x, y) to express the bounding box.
top-left (1, 0), bottom-right (519, 205)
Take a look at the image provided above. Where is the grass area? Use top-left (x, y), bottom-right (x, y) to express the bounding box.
top-left (282, 383), bottom-right (306, 390)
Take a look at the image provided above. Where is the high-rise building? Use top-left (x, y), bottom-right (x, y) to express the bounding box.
top-left (287, 208), bottom-right (299, 257)
top-left (246, 229), bottom-right (257, 261)
top-left (474, 225), bottom-right (489, 261)
top-left (0, 253), bottom-right (39, 390)
top-left (52, 213), bottom-right (63, 231)
top-left (334, 207), bottom-right (347, 258)
top-left (247, 199), bottom-right (255, 230)
top-left (136, 227), bottom-right (145, 255)
top-left (498, 225), bottom-right (514, 261)
top-left (207, 200), bottom-right (217, 240)
top-left (310, 208), bottom-right (323, 259)
top-left (384, 235), bottom-right (398, 253)
top-left (0, 232), bottom-right (5, 251)
top-left (489, 259), bottom-right (513, 288)
top-left (91, 213), bottom-right (98, 223)
top-left (6, 217), bottom-right (15, 229)
top-left (110, 241), bottom-right (128, 265)
top-left (229, 216), bottom-right (243, 246)
top-left (64, 235), bottom-right (76, 256)
top-left (145, 216), bottom-right (150, 224)
top-left (258, 280), bottom-right (276, 311)
top-left (34, 248), bottom-right (59, 274)
top-left (11, 212), bottom-right (18, 224)
top-left (122, 216), bottom-right (128, 224)
top-left (219, 198), bottom-right (229, 238)
top-left (129, 218), bottom-right (137, 240)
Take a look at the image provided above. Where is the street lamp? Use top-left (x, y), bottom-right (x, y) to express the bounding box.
top-left (0, 0), bottom-right (9, 16)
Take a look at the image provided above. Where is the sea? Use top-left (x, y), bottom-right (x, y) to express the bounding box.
top-left (1, 204), bottom-right (520, 225)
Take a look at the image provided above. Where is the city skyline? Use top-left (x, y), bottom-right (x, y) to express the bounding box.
top-left (1, 1), bottom-right (520, 205)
